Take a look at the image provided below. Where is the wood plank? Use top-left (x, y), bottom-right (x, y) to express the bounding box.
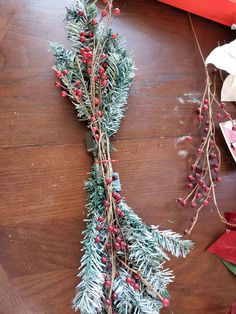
top-left (0, 264), bottom-right (32, 314)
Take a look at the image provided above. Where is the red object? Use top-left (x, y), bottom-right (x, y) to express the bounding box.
top-left (158, 0), bottom-right (236, 26)
top-left (162, 298), bottom-right (170, 307)
top-left (207, 229), bottom-right (236, 265)
top-left (225, 212), bottom-right (236, 231)
top-left (231, 301), bottom-right (236, 314)
top-left (220, 119), bottom-right (236, 163)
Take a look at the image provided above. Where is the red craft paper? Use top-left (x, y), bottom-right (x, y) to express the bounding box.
top-left (231, 301), bottom-right (236, 314)
top-left (207, 230), bottom-right (236, 265)
top-left (220, 120), bottom-right (236, 163)
top-left (158, 0), bottom-right (236, 26)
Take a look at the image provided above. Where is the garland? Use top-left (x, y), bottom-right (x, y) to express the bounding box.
top-left (50, 1), bottom-right (193, 313)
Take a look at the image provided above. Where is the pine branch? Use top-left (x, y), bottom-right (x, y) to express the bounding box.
top-left (50, 1), bottom-right (194, 313)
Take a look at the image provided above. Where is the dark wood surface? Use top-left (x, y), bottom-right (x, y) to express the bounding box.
top-left (0, 0), bottom-right (235, 313)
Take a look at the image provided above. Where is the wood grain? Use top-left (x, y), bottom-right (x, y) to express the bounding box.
top-left (0, 0), bottom-right (235, 313)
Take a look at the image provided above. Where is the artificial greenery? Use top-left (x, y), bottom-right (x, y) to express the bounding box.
top-left (51, 1), bottom-right (193, 313)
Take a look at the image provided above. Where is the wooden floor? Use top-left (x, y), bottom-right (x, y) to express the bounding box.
top-left (0, 0), bottom-right (235, 313)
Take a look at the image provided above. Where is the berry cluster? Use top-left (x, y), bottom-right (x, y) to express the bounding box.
top-left (179, 69), bottom-right (235, 234)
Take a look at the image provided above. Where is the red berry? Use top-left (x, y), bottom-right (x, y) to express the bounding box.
top-left (55, 71), bottom-right (62, 78)
top-left (107, 225), bottom-right (113, 232)
top-left (203, 105), bottom-right (208, 111)
top-left (187, 183), bottom-right (193, 189)
top-left (114, 243), bottom-right (120, 251)
top-left (119, 212), bottom-right (125, 219)
top-left (90, 116), bottom-right (95, 123)
top-left (73, 89), bottom-right (82, 97)
top-left (80, 36), bottom-right (86, 43)
top-left (162, 298), bottom-right (170, 307)
top-left (204, 127), bottom-right (209, 133)
top-left (104, 298), bottom-right (111, 306)
top-left (98, 216), bottom-right (104, 222)
top-left (80, 48), bottom-right (85, 54)
top-left (74, 80), bottom-right (80, 86)
top-left (54, 81), bottom-right (61, 88)
top-left (103, 62), bottom-right (108, 68)
top-left (116, 236), bottom-right (121, 243)
top-left (187, 136), bottom-right (193, 142)
top-left (105, 280), bottom-right (111, 287)
top-left (120, 241), bottom-right (126, 249)
top-left (203, 99), bottom-right (209, 105)
top-left (97, 111), bottom-right (103, 118)
top-left (85, 47), bottom-right (90, 52)
top-left (214, 167), bottom-right (220, 173)
top-left (134, 283), bottom-right (140, 290)
top-left (198, 179), bottom-right (204, 186)
top-left (96, 225), bottom-right (103, 231)
top-left (232, 125), bottom-right (236, 131)
top-left (198, 115), bottom-right (203, 121)
top-left (92, 18), bottom-right (97, 25)
top-left (103, 200), bottom-right (109, 207)
top-left (88, 32), bottom-right (93, 38)
top-left (61, 91), bottom-right (68, 97)
top-left (105, 242), bottom-right (111, 250)
top-left (225, 112), bottom-right (231, 119)
top-left (62, 69), bottom-right (68, 75)
top-left (196, 193), bottom-right (202, 199)
top-left (115, 271), bottom-right (120, 278)
top-left (100, 52), bottom-right (106, 59)
top-left (197, 148), bottom-right (203, 154)
top-left (102, 80), bottom-right (107, 87)
top-left (216, 177), bottom-right (222, 183)
top-left (216, 113), bottom-right (221, 119)
top-left (111, 33), bottom-right (117, 39)
top-left (95, 134), bottom-right (100, 141)
top-left (134, 273), bottom-right (141, 280)
top-left (80, 31), bottom-right (86, 37)
top-left (94, 76), bottom-right (99, 81)
top-left (106, 178), bottom-right (112, 184)
top-left (95, 236), bottom-right (101, 243)
top-left (113, 8), bottom-right (120, 15)
top-left (115, 208), bottom-right (121, 216)
top-left (188, 175), bottom-right (195, 181)
top-left (87, 68), bottom-right (92, 75)
top-left (204, 186), bottom-right (210, 192)
top-left (95, 98), bottom-right (100, 106)
top-left (101, 257), bottom-right (107, 264)
top-left (112, 293), bottom-right (118, 300)
top-left (191, 202), bottom-right (197, 208)
top-left (78, 10), bottom-right (84, 16)
top-left (184, 229), bottom-right (190, 235)
top-left (178, 197), bottom-right (184, 204)
top-left (203, 200), bottom-right (209, 206)
top-left (113, 227), bottom-right (118, 234)
top-left (101, 9), bottom-right (107, 17)
top-left (126, 277), bottom-right (132, 284)
top-left (99, 67), bottom-right (105, 74)
top-left (196, 107), bottom-right (201, 114)
top-left (101, 73), bottom-right (107, 80)
top-left (92, 126), bottom-right (98, 133)
top-left (220, 102), bottom-right (226, 108)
